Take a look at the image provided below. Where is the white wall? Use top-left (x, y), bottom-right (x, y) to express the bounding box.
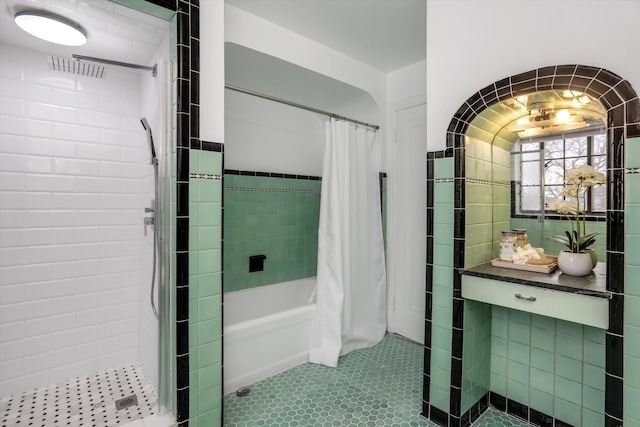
top-left (224, 4), bottom-right (388, 130)
top-left (426, 0), bottom-right (640, 151)
top-left (0, 44), bottom-right (153, 397)
top-left (385, 60), bottom-right (427, 339)
top-left (225, 90), bottom-right (325, 175)
top-left (200, 0), bottom-right (225, 143)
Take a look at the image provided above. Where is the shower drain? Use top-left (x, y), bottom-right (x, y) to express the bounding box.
top-left (236, 387), bottom-right (251, 397)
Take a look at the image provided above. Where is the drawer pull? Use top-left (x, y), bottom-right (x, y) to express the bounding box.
top-left (515, 293), bottom-right (537, 302)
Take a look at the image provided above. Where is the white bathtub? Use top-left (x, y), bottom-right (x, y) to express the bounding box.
top-left (223, 277), bottom-right (316, 396)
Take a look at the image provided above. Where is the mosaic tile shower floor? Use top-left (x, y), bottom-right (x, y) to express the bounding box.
top-left (1, 364), bottom-right (156, 427)
top-left (223, 334), bottom-right (531, 426)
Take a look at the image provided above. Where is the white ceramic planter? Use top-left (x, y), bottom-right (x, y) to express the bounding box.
top-left (584, 248), bottom-right (598, 267)
top-left (558, 251), bottom-right (593, 276)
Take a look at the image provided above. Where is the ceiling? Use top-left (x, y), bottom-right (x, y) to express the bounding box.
top-left (0, 0), bottom-right (169, 68)
top-left (225, 0), bottom-right (427, 73)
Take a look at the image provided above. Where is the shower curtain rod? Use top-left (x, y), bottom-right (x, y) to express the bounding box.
top-left (225, 84), bottom-right (380, 130)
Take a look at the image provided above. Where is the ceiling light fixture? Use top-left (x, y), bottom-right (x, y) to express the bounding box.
top-left (14, 11), bottom-right (87, 46)
top-left (507, 108), bottom-right (588, 138)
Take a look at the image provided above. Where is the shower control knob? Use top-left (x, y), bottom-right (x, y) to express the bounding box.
top-left (143, 217), bottom-right (155, 236)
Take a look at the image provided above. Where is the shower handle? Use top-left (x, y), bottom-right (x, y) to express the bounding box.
top-left (143, 216), bottom-right (155, 236)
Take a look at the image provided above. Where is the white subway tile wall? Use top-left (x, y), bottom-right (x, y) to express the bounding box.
top-left (0, 43), bottom-right (156, 397)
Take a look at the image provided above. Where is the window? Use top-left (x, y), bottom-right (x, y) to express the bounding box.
top-left (513, 129), bottom-right (606, 217)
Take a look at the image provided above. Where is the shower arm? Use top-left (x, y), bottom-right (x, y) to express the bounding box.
top-left (72, 54), bottom-right (157, 77)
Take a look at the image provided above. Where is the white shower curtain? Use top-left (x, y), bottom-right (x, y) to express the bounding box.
top-left (309, 119), bottom-right (387, 368)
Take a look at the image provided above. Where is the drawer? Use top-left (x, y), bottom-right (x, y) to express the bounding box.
top-left (461, 275), bottom-right (609, 329)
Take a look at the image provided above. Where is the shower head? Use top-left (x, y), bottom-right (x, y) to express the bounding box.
top-left (141, 117), bottom-right (157, 164)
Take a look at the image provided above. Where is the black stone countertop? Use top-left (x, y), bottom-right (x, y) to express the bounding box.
top-left (462, 261), bottom-right (610, 299)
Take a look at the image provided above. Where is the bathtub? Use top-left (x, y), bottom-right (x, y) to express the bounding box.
top-left (223, 277), bottom-right (316, 396)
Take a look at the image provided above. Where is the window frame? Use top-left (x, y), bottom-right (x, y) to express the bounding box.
top-left (511, 127), bottom-right (607, 222)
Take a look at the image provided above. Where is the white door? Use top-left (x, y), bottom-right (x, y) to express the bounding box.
top-left (387, 103), bottom-right (427, 344)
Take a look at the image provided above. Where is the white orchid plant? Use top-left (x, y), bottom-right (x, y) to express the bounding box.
top-left (546, 165), bottom-right (606, 253)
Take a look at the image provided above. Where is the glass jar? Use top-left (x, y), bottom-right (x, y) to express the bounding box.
top-left (499, 231), bottom-right (517, 261)
top-left (513, 229), bottom-right (528, 248)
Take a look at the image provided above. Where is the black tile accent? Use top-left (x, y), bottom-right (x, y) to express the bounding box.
top-left (176, 320), bottom-right (189, 356)
top-left (603, 88), bottom-right (624, 108)
top-left (176, 219), bottom-right (190, 252)
top-left (176, 44), bottom-right (191, 78)
top-left (146, 0), bottom-right (177, 10)
top-left (555, 419), bottom-right (576, 427)
top-left (190, 4), bottom-right (200, 40)
top-left (176, 387), bottom-right (189, 423)
top-left (512, 70), bottom-right (536, 83)
top-left (530, 407), bottom-right (553, 427)
top-left (176, 354), bottom-right (189, 388)
top-left (190, 38), bottom-right (200, 74)
top-left (568, 76), bottom-right (592, 91)
top-left (176, 252), bottom-right (189, 286)
top-left (628, 122), bottom-right (640, 138)
top-left (453, 240), bottom-right (464, 269)
top-left (424, 317), bottom-right (432, 348)
top-left (575, 65), bottom-right (601, 78)
top-left (607, 252), bottom-right (625, 294)
top-left (177, 11), bottom-right (190, 45)
top-left (605, 333), bottom-right (624, 378)
top-left (202, 141), bottom-right (223, 152)
top-left (597, 68), bottom-right (624, 87)
top-left (454, 180), bottom-right (465, 206)
top-left (536, 76), bottom-right (553, 91)
top-left (177, 147), bottom-right (189, 182)
top-left (177, 78), bottom-right (190, 114)
top-left (176, 286), bottom-right (189, 321)
top-left (606, 210), bottom-right (625, 252)
top-left (427, 180), bottom-right (434, 205)
top-left (489, 392), bottom-right (506, 412)
top-left (454, 151), bottom-right (465, 177)
top-left (454, 209), bottom-right (465, 238)
top-left (449, 414), bottom-right (461, 427)
top-left (589, 77), bottom-right (613, 97)
top-left (556, 64), bottom-right (577, 75)
top-left (450, 355), bottom-right (462, 387)
top-left (427, 209), bottom-right (434, 236)
top-left (626, 97), bottom-right (640, 123)
top-left (605, 414), bottom-right (624, 427)
top-left (506, 399), bottom-right (528, 421)
top-left (430, 405), bottom-right (449, 426)
top-left (452, 298), bottom-right (464, 331)
top-left (608, 293), bottom-right (624, 336)
top-left (427, 236), bottom-right (434, 264)
top-left (190, 104), bottom-right (200, 139)
top-left (177, 182), bottom-right (189, 217)
top-left (606, 169), bottom-right (624, 213)
top-left (177, 113), bottom-right (190, 148)
top-left (537, 66), bottom-right (556, 77)
top-left (427, 158), bottom-right (434, 179)
top-left (608, 104), bottom-right (625, 128)
top-left (449, 385), bottom-right (461, 416)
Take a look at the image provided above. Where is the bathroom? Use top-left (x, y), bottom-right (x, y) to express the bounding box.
top-left (1, 1), bottom-right (639, 427)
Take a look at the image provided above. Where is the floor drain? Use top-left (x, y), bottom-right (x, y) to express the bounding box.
top-left (236, 387), bottom-right (251, 397)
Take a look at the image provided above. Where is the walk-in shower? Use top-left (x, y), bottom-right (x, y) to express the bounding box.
top-left (0, 2), bottom-right (174, 426)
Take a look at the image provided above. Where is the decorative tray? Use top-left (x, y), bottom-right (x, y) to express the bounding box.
top-left (491, 255), bottom-right (558, 274)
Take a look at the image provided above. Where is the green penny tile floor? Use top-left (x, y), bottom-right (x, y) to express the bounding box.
top-left (223, 334), bottom-right (530, 426)
top-left (470, 408), bottom-right (530, 427)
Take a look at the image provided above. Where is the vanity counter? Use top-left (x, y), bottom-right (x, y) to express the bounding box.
top-left (462, 260), bottom-right (609, 298)
top-left (461, 261), bottom-right (609, 329)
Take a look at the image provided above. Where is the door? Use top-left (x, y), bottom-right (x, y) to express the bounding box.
top-left (387, 103), bottom-right (427, 343)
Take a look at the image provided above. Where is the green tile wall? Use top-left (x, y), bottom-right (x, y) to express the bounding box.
top-left (464, 137), bottom-right (511, 267)
top-left (625, 137), bottom-right (640, 426)
top-left (431, 158), bottom-right (455, 413)
top-left (223, 174), bottom-right (321, 293)
top-left (490, 308), bottom-right (606, 426)
top-left (461, 300), bottom-right (491, 413)
top-left (188, 150), bottom-right (223, 425)
top-left (510, 217), bottom-right (607, 261)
